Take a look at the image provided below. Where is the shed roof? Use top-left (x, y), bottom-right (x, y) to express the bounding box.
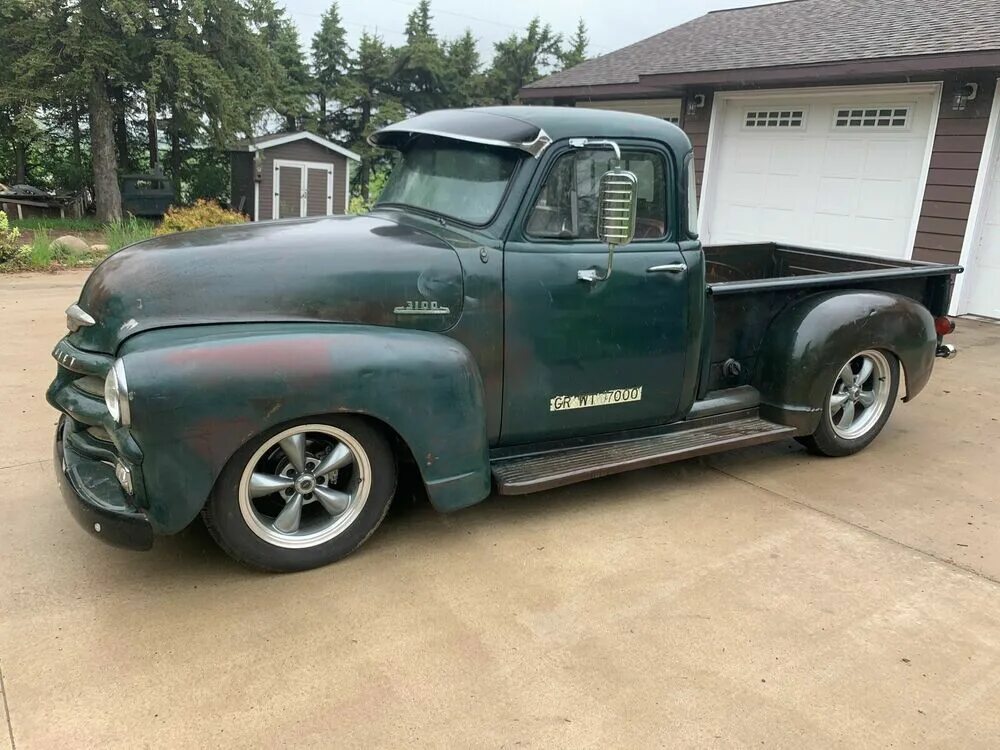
top-left (523, 0), bottom-right (1000, 94)
top-left (230, 131), bottom-right (360, 161)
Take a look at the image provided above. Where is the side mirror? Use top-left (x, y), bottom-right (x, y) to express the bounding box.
top-left (578, 168), bottom-right (639, 283)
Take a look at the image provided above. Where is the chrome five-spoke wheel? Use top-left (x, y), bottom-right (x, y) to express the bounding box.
top-left (238, 424), bottom-right (371, 549)
top-left (827, 350), bottom-right (892, 440)
top-left (797, 347), bottom-right (900, 458)
top-left (204, 416), bottom-right (397, 571)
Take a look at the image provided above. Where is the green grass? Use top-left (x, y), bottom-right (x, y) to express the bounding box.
top-left (0, 215), bottom-right (156, 271)
top-left (106, 216), bottom-right (155, 251)
top-left (10, 216), bottom-right (107, 233)
top-left (24, 228), bottom-right (58, 266)
top-left (10, 215), bottom-right (156, 249)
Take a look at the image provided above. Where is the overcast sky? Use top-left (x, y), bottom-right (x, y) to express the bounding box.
top-left (283, 0), bottom-right (774, 63)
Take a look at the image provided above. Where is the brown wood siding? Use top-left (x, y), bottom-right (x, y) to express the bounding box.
top-left (912, 73), bottom-right (996, 263)
top-left (229, 152), bottom-right (255, 219)
top-left (681, 93), bottom-right (714, 198)
top-left (256, 139), bottom-right (351, 220)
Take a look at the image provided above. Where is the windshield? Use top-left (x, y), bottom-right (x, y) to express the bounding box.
top-left (376, 137), bottom-right (520, 224)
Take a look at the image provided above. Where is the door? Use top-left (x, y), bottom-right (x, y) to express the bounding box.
top-left (500, 143), bottom-right (695, 445)
top-left (306, 167), bottom-right (334, 216)
top-left (273, 160), bottom-right (335, 219)
top-left (964, 133), bottom-right (1000, 318)
top-left (701, 85), bottom-right (938, 258)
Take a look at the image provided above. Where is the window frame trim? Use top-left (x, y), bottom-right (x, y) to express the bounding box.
top-left (516, 140), bottom-right (675, 247)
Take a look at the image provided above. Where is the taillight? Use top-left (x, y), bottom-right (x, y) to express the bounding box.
top-left (935, 316), bottom-right (956, 336)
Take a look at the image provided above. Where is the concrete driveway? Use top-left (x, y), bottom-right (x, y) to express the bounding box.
top-left (1, 270), bottom-right (998, 748)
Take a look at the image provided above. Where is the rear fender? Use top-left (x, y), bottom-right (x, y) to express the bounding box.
top-left (119, 323), bottom-right (491, 534)
top-left (753, 291), bottom-right (936, 434)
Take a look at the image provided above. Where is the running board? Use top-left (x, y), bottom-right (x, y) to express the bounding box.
top-left (491, 416), bottom-right (795, 495)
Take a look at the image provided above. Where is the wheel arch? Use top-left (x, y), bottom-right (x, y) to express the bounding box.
top-left (119, 323), bottom-right (493, 534)
top-left (752, 291), bottom-right (936, 435)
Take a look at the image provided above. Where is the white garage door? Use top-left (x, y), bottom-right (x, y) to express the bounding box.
top-left (701, 85), bottom-right (939, 258)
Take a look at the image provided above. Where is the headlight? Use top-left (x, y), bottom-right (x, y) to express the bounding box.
top-left (104, 359), bottom-right (131, 426)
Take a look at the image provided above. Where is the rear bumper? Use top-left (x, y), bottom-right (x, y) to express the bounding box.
top-left (54, 416), bottom-right (153, 551)
top-left (936, 343), bottom-right (958, 359)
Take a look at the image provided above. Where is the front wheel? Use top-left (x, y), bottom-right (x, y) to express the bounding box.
top-left (796, 349), bottom-right (900, 457)
top-left (203, 416), bottom-right (397, 572)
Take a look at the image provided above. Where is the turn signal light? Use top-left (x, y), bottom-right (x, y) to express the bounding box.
top-left (935, 316), bottom-right (956, 336)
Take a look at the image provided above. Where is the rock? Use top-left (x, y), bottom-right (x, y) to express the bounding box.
top-left (90, 243), bottom-right (110, 253)
top-left (51, 235), bottom-right (92, 256)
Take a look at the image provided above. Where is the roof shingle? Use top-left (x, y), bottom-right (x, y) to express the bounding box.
top-left (525, 0), bottom-right (1000, 90)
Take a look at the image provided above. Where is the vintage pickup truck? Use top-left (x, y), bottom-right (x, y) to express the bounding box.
top-left (48, 107), bottom-right (962, 571)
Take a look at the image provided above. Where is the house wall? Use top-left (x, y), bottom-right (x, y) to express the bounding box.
top-left (257, 141), bottom-right (350, 220)
top-left (914, 72), bottom-right (998, 263)
top-left (679, 92), bottom-right (714, 199)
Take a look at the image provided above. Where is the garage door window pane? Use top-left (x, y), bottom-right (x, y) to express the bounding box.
top-left (527, 149), bottom-right (667, 241)
top-left (835, 106), bottom-right (911, 129)
top-left (745, 109), bottom-right (805, 129)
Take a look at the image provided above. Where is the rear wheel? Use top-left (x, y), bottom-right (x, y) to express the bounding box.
top-left (203, 416), bottom-right (396, 572)
top-left (796, 349), bottom-right (899, 457)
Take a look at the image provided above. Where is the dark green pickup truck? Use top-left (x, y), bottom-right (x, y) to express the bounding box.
top-left (48, 107), bottom-right (962, 571)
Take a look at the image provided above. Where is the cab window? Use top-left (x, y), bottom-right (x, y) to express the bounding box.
top-left (526, 149), bottom-right (667, 241)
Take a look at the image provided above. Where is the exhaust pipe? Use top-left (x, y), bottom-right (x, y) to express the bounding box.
top-left (936, 343), bottom-right (957, 359)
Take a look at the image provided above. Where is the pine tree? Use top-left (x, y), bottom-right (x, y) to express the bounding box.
top-left (311, 2), bottom-right (350, 138)
top-left (395, 0), bottom-right (447, 114)
top-left (252, 0), bottom-right (313, 131)
top-left (487, 18), bottom-right (563, 105)
top-left (342, 31), bottom-right (405, 200)
top-left (443, 30), bottom-right (483, 108)
top-left (560, 19), bottom-right (589, 70)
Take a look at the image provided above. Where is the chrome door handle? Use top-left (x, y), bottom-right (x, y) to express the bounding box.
top-left (647, 263), bottom-right (686, 274)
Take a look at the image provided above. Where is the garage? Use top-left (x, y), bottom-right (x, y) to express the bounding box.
top-left (957, 80), bottom-right (1000, 319)
top-left (699, 84), bottom-right (939, 258)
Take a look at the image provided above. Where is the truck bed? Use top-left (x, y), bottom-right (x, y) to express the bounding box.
top-left (698, 242), bottom-right (962, 395)
top-left (704, 242), bottom-right (961, 290)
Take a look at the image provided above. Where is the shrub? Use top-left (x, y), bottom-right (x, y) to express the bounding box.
top-left (156, 199), bottom-right (246, 235)
top-left (349, 168), bottom-right (390, 215)
top-left (0, 211), bottom-right (29, 268)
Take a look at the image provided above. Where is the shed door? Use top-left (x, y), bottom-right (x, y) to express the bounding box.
top-left (273, 159), bottom-right (334, 219)
top-left (306, 167), bottom-right (334, 216)
top-left (701, 86), bottom-right (937, 258)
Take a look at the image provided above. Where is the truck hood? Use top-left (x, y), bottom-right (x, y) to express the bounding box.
top-left (70, 214), bottom-right (464, 353)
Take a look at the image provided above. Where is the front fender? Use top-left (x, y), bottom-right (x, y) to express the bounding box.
top-left (119, 323), bottom-right (491, 534)
top-left (753, 291), bottom-right (936, 434)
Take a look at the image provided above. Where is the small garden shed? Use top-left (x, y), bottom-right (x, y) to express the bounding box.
top-left (229, 132), bottom-right (361, 221)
